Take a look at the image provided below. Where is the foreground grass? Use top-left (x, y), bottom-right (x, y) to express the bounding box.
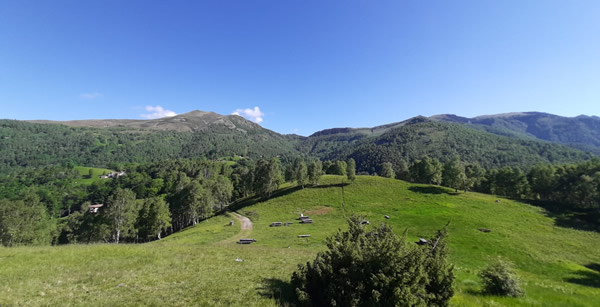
top-left (1, 176), bottom-right (599, 306)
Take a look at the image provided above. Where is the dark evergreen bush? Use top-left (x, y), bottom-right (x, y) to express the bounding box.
top-left (291, 216), bottom-right (454, 306)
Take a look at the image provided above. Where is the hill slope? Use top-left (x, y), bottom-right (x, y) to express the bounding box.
top-left (1, 176), bottom-right (598, 306)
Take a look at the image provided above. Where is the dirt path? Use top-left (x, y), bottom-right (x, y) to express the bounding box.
top-left (216, 211), bottom-right (253, 244)
top-left (229, 211), bottom-right (253, 231)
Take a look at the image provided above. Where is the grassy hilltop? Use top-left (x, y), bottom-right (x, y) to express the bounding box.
top-left (1, 175), bottom-right (599, 306)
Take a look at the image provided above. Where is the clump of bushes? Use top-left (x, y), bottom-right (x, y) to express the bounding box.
top-left (291, 216), bottom-right (454, 306)
top-left (478, 258), bottom-right (524, 297)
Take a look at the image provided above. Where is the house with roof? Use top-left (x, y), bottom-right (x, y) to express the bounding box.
top-left (88, 204), bottom-right (103, 213)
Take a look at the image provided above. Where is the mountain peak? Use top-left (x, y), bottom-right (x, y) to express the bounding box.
top-left (177, 110), bottom-right (216, 117)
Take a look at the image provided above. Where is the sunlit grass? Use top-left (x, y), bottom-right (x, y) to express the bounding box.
top-left (73, 166), bottom-right (115, 185)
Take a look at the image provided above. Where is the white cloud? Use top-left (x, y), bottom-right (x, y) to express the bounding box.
top-left (232, 106), bottom-right (264, 123)
top-left (80, 92), bottom-right (103, 99)
top-left (140, 105), bottom-right (177, 119)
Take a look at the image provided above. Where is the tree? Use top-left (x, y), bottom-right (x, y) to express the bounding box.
top-left (442, 157), bottom-right (464, 192)
top-left (396, 159), bottom-right (410, 181)
top-left (528, 164), bottom-right (556, 200)
top-left (255, 158), bottom-right (283, 197)
top-left (464, 163), bottom-right (485, 192)
top-left (295, 159), bottom-right (308, 188)
top-left (137, 196), bottom-right (171, 240)
top-left (291, 216), bottom-right (454, 306)
top-left (411, 157), bottom-right (443, 185)
top-left (307, 160), bottom-right (323, 186)
top-left (88, 168), bottom-right (94, 179)
top-left (336, 160), bottom-right (347, 176)
top-left (572, 175), bottom-right (598, 209)
top-left (0, 198), bottom-right (55, 247)
top-left (422, 223), bottom-right (455, 306)
top-left (347, 158), bottom-right (356, 182)
top-left (232, 162), bottom-right (255, 198)
top-left (381, 162), bottom-right (395, 178)
top-left (105, 188), bottom-right (138, 244)
top-left (489, 167), bottom-right (529, 199)
top-left (212, 175), bottom-right (234, 211)
top-left (181, 181), bottom-right (207, 225)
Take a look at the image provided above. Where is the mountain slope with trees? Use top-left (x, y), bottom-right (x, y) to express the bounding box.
top-left (431, 112), bottom-right (600, 154)
top-left (0, 111), bottom-right (300, 173)
top-left (300, 119), bottom-right (592, 174)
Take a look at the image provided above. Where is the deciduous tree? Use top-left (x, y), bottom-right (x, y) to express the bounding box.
top-left (381, 162), bottom-right (395, 178)
top-left (105, 188), bottom-right (138, 244)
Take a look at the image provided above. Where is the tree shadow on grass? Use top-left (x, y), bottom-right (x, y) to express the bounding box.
top-left (526, 200), bottom-right (600, 233)
top-left (257, 278), bottom-right (298, 307)
top-left (225, 183), bottom-right (350, 213)
top-left (309, 182), bottom-right (349, 189)
top-left (408, 186), bottom-right (458, 195)
top-left (463, 288), bottom-right (482, 296)
top-left (224, 186), bottom-right (303, 212)
top-left (565, 263), bottom-right (600, 288)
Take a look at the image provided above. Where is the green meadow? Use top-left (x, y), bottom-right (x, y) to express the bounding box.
top-left (1, 175), bottom-right (599, 306)
top-left (73, 166), bottom-right (115, 185)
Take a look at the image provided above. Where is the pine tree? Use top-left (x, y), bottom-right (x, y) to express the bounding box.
top-left (291, 216), bottom-right (454, 306)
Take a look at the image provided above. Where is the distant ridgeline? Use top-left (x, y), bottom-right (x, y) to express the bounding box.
top-left (0, 110), bottom-right (598, 174)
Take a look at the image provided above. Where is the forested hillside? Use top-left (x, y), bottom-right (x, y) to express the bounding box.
top-left (300, 119), bottom-right (592, 174)
top-left (0, 115), bottom-right (299, 173)
top-left (431, 112), bottom-right (600, 154)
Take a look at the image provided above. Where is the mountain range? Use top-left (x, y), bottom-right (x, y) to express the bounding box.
top-left (1, 111), bottom-right (598, 173)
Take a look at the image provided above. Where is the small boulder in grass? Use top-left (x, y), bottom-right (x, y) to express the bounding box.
top-left (478, 228), bottom-right (491, 233)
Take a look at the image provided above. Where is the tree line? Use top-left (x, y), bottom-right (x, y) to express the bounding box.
top-left (370, 156), bottom-right (600, 214)
top-left (0, 158), bottom-right (297, 246)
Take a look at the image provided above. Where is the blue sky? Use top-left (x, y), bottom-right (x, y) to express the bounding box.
top-left (1, 1), bottom-right (599, 135)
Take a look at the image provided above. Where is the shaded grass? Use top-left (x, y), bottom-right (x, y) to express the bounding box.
top-left (1, 175), bottom-right (599, 306)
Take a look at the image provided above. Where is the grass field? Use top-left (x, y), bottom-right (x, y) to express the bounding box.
top-left (1, 175), bottom-right (599, 306)
top-left (73, 166), bottom-right (115, 185)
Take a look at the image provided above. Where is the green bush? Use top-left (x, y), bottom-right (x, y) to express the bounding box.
top-left (479, 258), bottom-right (524, 297)
top-left (291, 216), bottom-right (454, 306)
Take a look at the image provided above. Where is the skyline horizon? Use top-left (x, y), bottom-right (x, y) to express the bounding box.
top-left (10, 108), bottom-right (598, 137)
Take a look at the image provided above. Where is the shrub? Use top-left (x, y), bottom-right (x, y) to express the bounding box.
top-left (478, 258), bottom-right (524, 297)
top-left (291, 216), bottom-right (454, 306)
